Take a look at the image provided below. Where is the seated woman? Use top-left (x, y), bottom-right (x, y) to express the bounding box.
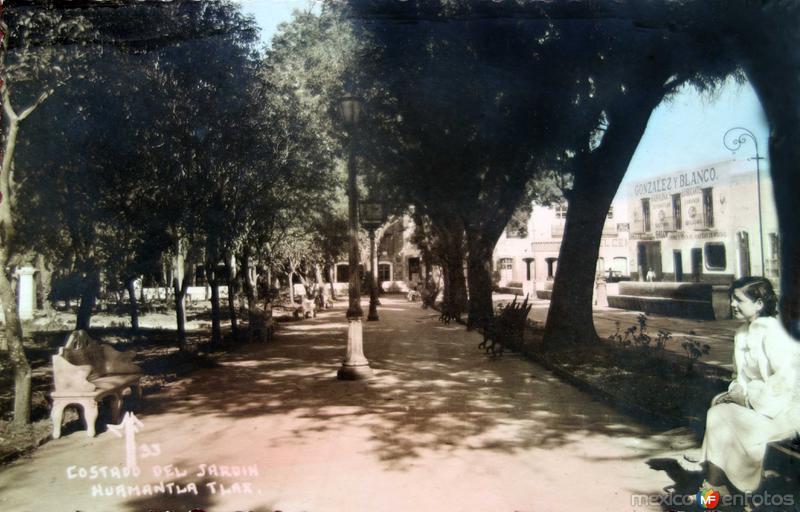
top-left (691, 277), bottom-right (800, 493)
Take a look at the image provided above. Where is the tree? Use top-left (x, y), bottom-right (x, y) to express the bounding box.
top-left (351, 0), bottom-right (619, 327)
top-left (310, 209), bottom-right (349, 299)
top-left (542, 1), bottom-right (741, 346)
top-left (0, 3), bottom-right (95, 425)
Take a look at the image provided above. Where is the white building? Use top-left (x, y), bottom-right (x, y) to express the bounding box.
top-left (493, 198), bottom-right (631, 291)
top-left (492, 157), bottom-right (780, 295)
top-left (627, 158), bottom-right (780, 285)
top-left (333, 215), bottom-right (423, 294)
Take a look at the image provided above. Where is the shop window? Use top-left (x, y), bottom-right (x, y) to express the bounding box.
top-left (641, 198), bottom-right (651, 232)
top-left (336, 264), bottom-right (349, 283)
top-left (498, 258), bottom-right (514, 282)
top-left (702, 187), bottom-right (714, 228)
top-left (378, 263), bottom-right (391, 282)
top-left (606, 206), bottom-right (614, 219)
top-left (672, 193), bottom-right (682, 230)
top-left (704, 243), bottom-right (726, 270)
top-left (555, 202), bottom-right (568, 219)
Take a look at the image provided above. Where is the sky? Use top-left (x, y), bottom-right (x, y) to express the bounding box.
top-left (237, 0), bottom-right (315, 44)
top-left (238, 1), bottom-right (771, 188)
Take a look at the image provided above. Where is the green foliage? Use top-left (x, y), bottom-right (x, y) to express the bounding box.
top-left (681, 339), bottom-right (711, 373)
top-left (609, 314), bottom-right (710, 372)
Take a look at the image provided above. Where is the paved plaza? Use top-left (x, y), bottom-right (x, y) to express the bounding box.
top-left (0, 297), bottom-right (711, 512)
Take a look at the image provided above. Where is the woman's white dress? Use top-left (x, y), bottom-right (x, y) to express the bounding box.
top-left (701, 316), bottom-right (800, 491)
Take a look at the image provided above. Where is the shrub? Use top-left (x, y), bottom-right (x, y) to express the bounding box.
top-left (681, 339), bottom-right (711, 373)
top-left (608, 315), bottom-right (701, 368)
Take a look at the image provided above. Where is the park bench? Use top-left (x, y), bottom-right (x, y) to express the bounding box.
top-left (50, 330), bottom-right (143, 439)
top-left (439, 305), bottom-right (462, 325)
top-left (293, 297), bottom-right (317, 319)
top-left (479, 294), bottom-right (533, 356)
top-left (764, 436), bottom-right (800, 490)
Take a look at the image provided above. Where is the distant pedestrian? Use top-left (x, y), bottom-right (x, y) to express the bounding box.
top-left (646, 268), bottom-right (656, 282)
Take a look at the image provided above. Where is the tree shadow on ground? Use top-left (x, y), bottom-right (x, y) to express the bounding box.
top-left (133, 298), bottom-right (688, 472)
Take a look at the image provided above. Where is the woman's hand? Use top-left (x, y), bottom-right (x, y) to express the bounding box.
top-left (712, 392), bottom-right (733, 406)
top-left (712, 390), bottom-right (746, 407)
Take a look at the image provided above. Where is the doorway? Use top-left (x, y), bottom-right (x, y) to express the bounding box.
top-left (408, 257), bottom-right (421, 285)
top-left (691, 248), bottom-right (703, 282)
top-left (673, 250), bottom-right (683, 282)
top-left (636, 241), bottom-right (662, 280)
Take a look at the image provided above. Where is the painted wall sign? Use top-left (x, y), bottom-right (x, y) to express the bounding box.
top-left (632, 166), bottom-right (719, 197)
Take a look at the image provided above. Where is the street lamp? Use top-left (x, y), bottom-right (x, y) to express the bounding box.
top-left (337, 92), bottom-right (372, 380)
top-left (724, 127), bottom-right (766, 277)
top-left (360, 200), bottom-right (385, 321)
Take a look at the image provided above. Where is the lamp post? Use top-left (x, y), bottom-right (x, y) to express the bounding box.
top-left (337, 93), bottom-right (372, 380)
top-left (360, 201), bottom-right (385, 321)
top-left (724, 127), bottom-right (766, 277)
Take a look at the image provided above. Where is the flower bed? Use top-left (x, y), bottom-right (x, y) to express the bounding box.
top-left (513, 321), bottom-right (730, 430)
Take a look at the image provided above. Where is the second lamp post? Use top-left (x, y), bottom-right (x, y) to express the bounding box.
top-left (360, 201), bottom-right (385, 321)
top-left (336, 92), bottom-right (372, 380)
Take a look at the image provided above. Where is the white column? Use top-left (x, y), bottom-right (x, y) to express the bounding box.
top-left (16, 266), bottom-right (36, 321)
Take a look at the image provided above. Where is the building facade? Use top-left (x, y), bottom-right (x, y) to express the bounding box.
top-left (333, 215), bottom-right (423, 293)
top-left (492, 199), bottom-right (631, 288)
top-left (627, 159), bottom-right (780, 285)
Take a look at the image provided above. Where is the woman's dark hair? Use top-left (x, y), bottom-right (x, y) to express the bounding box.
top-left (729, 276), bottom-right (778, 317)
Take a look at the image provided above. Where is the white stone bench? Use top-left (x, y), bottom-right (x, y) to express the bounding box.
top-left (50, 331), bottom-right (143, 439)
top-left (293, 297), bottom-right (316, 319)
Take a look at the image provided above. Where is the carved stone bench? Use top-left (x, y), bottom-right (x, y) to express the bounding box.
top-left (292, 297), bottom-right (317, 319)
top-left (50, 330), bottom-right (143, 439)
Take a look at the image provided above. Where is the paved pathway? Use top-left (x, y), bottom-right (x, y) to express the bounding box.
top-left (0, 298), bottom-right (693, 512)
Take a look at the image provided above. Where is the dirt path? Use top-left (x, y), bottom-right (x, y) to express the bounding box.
top-left (0, 297), bottom-right (689, 512)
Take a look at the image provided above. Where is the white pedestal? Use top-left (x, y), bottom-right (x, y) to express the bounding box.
top-left (16, 266), bottom-right (36, 321)
top-left (522, 281), bottom-right (536, 299)
top-left (337, 317), bottom-right (372, 380)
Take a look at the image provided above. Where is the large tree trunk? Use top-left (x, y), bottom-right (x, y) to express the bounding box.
top-left (437, 221), bottom-right (467, 316)
top-left (224, 256), bottom-right (239, 342)
top-left (35, 254), bottom-right (52, 313)
top-left (287, 267), bottom-right (295, 305)
top-left (328, 265), bottom-right (337, 300)
top-left (75, 269), bottom-right (100, 331)
top-left (737, 7), bottom-right (800, 338)
top-left (543, 179), bottom-right (610, 346)
top-left (465, 232), bottom-right (495, 329)
top-left (240, 248), bottom-right (266, 341)
top-left (0, 116), bottom-right (31, 423)
top-left (173, 277), bottom-right (189, 353)
top-left (208, 265), bottom-right (223, 347)
top-left (241, 249), bottom-right (257, 313)
top-left (544, 73), bottom-right (670, 346)
top-left (125, 276), bottom-right (139, 333)
top-left (171, 239), bottom-right (192, 353)
top-left (0, 264), bottom-right (31, 426)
